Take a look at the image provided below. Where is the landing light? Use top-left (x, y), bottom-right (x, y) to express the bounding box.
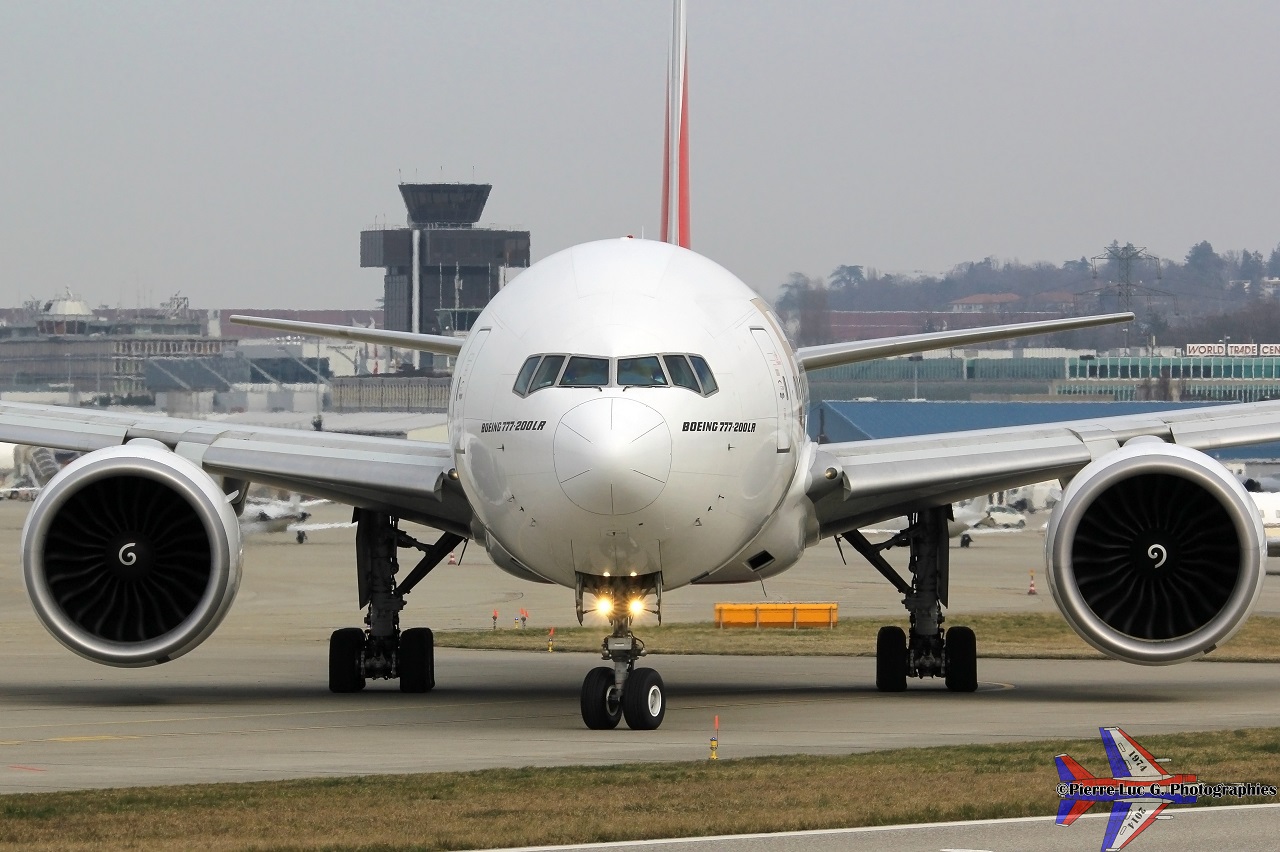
top-left (628, 598), bottom-right (645, 617)
top-left (595, 597), bottom-right (615, 616)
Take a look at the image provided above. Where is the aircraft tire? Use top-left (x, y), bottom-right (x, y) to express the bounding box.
top-left (944, 626), bottom-right (978, 693)
top-left (875, 626), bottom-right (908, 692)
top-left (581, 666), bottom-right (622, 730)
top-left (329, 627), bottom-right (366, 693)
top-left (622, 668), bottom-right (666, 730)
top-left (399, 627), bottom-right (436, 693)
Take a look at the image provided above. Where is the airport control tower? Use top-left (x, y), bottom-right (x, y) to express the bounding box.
top-left (360, 183), bottom-right (530, 370)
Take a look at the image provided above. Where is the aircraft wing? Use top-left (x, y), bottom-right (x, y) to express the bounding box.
top-left (811, 399), bottom-right (1280, 537)
top-left (0, 401), bottom-right (472, 537)
top-left (1056, 796), bottom-right (1097, 826)
top-left (1102, 727), bottom-right (1164, 779)
top-left (795, 312), bottom-right (1132, 370)
top-left (1103, 799), bottom-right (1168, 851)
top-left (228, 315), bottom-right (464, 356)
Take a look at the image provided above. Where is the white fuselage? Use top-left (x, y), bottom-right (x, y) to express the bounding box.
top-left (449, 238), bottom-right (813, 591)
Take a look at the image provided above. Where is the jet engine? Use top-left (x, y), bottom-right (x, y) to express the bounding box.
top-left (21, 443), bottom-right (242, 667)
top-left (1045, 439), bottom-right (1264, 665)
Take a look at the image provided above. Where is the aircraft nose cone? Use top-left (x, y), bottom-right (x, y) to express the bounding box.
top-left (553, 397), bottom-right (672, 515)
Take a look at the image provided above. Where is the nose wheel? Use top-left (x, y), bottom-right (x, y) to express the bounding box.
top-left (580, 664), bottom-right (666, 730)
top-left (580, 666), bottom-right (623, 729)
top-left (577, 574), bottom-right (667, 730)
top-left (622, 667), bottom-right (665, 729)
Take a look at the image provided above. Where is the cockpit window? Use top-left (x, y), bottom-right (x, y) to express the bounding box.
top-left (618, 356), bottom-right (668, 386)
top-left (663, 355), bottom-right (700, 392)
top-left (529, 354), bottom-right (565, 392)
top-left (689, 355), bottom-right (718, 395)
top-left (514, 352), bottom-right (717, 396)
top-left (560, 356), bottom-right (609, 387)
top-left (513, 356), bottom-right (541, 395)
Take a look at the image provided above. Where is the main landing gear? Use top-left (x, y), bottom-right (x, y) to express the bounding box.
top-left (577, 573), bottom-right (667, 730)
top-left (328, 509), bottom-right (463, 694)
top-left (845, 506), bottom-right (978, 693)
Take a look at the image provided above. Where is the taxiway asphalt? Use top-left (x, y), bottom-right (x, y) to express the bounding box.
top-left (2, 500), bottom-right (1279, 795)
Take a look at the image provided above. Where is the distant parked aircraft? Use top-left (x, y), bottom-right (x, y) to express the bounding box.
top-left (240, 495), bottom-right (351, 543)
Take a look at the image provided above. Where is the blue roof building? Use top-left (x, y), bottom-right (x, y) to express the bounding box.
top-left (809, 400), bottom-right (1280, 461)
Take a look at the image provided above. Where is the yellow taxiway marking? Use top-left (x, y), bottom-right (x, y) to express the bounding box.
top-left (46, 735), bottom-right (141, 743)
top-left (2, 734), bottom-right (142, 746)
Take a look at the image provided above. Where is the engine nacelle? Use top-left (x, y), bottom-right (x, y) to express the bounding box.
top-left (1045, 439), bottom-right (1264, 665)
top-left (21, 443), bottom-right (243, 667)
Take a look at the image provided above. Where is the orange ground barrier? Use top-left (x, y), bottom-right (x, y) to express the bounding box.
top-left (713, 602), bottom-right (838, 629)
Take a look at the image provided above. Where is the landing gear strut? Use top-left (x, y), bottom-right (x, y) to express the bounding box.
top-left (847, 506), bottom-right (977, 693)
top-left (577, 573), bottom-right (666, 730)
top-left (327, 509), bottom-right (463, 694)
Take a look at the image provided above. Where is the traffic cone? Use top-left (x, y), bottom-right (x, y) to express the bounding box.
top-left (1027, 569), bottom-right (1038, 595)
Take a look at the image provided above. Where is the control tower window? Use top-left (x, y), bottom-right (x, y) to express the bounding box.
top-left (560, 356), bottom-right (610, 387)
top-left (529, 355), bottom-right (566, 393)
top-left (618, 356), bottom-right (668, 387)
top-left (689, 355), bottom-right (718, 395)
top-left (662, 355), bottom-right (700, 392)
top-left (513, 356), bottom-right (541, 396)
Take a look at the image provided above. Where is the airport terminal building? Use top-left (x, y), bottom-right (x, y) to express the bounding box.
top-left (808, 351), bottom-right (1280, 403)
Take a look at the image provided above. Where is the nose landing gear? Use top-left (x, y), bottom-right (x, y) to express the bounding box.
top-left (577, 573), bottom-right (667, 730)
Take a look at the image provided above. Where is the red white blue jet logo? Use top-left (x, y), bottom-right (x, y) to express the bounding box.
top-left (1055, 727), bottom-right (1197, 851)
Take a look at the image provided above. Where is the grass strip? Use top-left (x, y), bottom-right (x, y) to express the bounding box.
top-left (435, 612), bottom-right (1280, 662)
top-left (2, 728), bottom-right (1278, 851)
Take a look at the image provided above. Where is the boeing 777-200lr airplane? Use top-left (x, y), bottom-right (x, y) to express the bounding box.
top-left (2, 3), bottom-right (1276, 730)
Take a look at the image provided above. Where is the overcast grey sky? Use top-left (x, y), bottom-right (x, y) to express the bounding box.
top-left (2, 1), bottom-right (1278, 309)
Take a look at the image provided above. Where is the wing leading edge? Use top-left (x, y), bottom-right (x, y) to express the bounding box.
top-left (228, 315), bottom-right (465, 357)
top-left (0, 401), bottom-right (472, 536)
top-left (795, 312), bottom-right (1133, 371)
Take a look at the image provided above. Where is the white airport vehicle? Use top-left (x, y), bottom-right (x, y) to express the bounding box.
top-left (975, 505), bottom-right (1028, 529)
top-left (0, 2), bottom-right (1276, 731)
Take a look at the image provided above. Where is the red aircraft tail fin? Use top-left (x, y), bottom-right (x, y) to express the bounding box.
top-left (1054, 752), bottom-right (1098, 826)
top-left (661, 0), bottom-right (690, 248)
top-left (1055, 752), bottom-right (1092, 783)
